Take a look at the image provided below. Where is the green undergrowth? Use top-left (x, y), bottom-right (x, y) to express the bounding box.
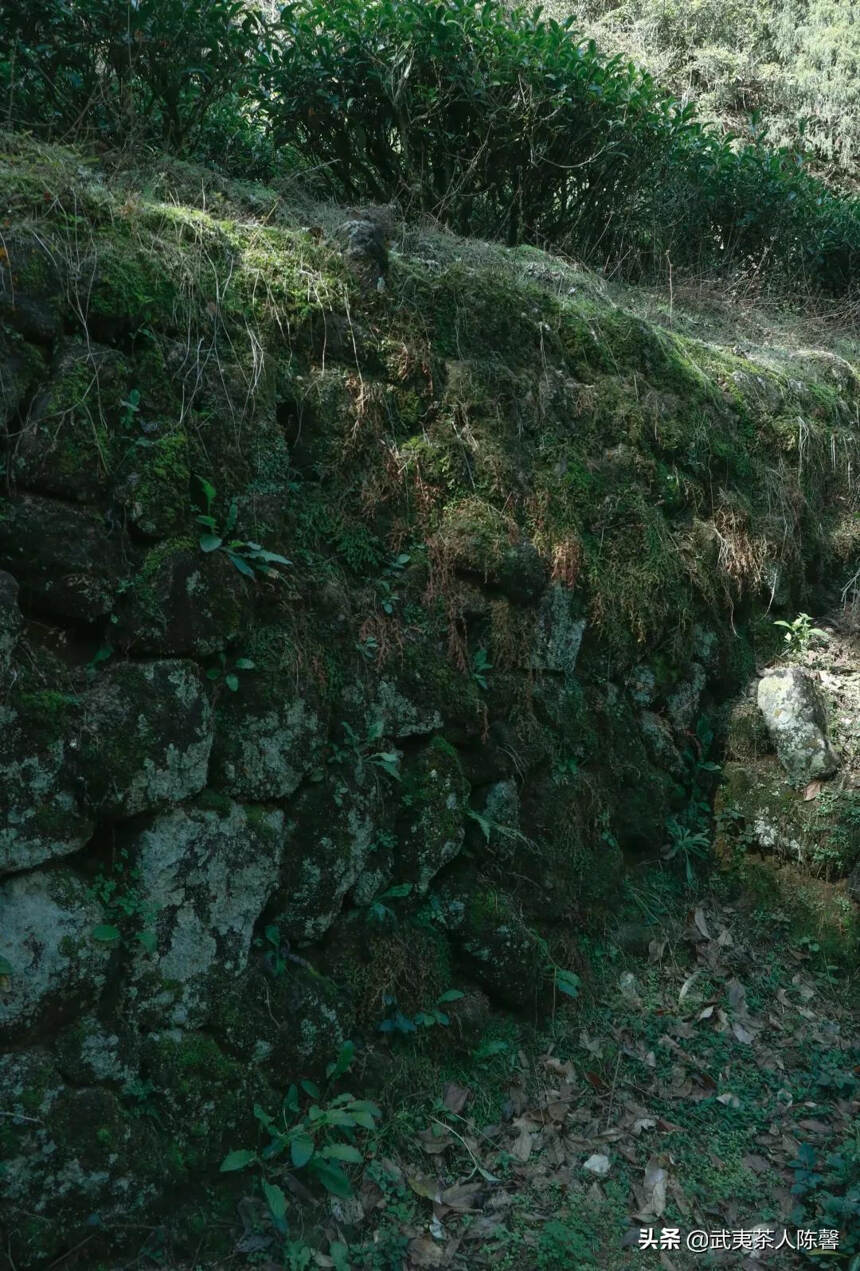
top-left (119, 865), bottom-right (859, 1269)
top-left (5, 131), bottom-right (855, 668)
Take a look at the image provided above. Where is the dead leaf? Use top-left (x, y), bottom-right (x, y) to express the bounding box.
top-left (678, 973), bottom-right (698, 1004)
top-left (407, 1236), bottom-right (444, 1267)
top-left (439, 1182), bottom-right (484, 1212)
top-left (732, 1020), bottom-right (754, 1045)
top-left (512, 1126), bottom-right (534, 1162)
top-left (803, 779), bottom-right (823, 800)
top-left (693, 907), bottom-right (711, 940)
top-left (583, 1153), bottom-right (611, 1176)
top-left (442, 1083), bottom-right (470, 1115)
top-left (638, 1155), bottom-right (668, 1219)
top-left (408, 1176), bottom-right (442, 1203)
top-left (717, 1092), bottom-right (741, 1108)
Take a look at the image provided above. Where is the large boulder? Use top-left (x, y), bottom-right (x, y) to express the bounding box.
top-left (0, 495), bottom-right (131, 622)
top-left (1, 660), bottom-right (213, 876)
top-left (11, 341), bottom-right (129, 501)
top-left (0, 869), bottom-right (112, 1041)
top-left (210, 679), bottom-right (326, 801)
top-left (757, 666), bottom-right (839, 786)
top-left (122, 798), bottom-right (284, 1028)
top-left (80, 659), bottom-right (213, 818)
top-left (393, 737), bottom-right (470, 893)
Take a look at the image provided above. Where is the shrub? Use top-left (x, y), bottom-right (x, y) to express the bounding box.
top-left (0, 0), bottom-right (269, 144)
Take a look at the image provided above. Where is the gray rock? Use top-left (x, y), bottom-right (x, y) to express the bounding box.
top-left (124, 799), bottom-right (283, 1027)
top-left (0, 660), bottom-right (213, 876)
top-left (276, 773), bottom-right (381, 944)
top-left (667, 662), bottom-right (706, 732)
top-left (0, 869), bottom-right (111, 1041)
top-left (0, 570), bottom-right (21, 681)
top-left (757, 666), bottom-right (839, 786)
top-left (210, 683), bottom-right (325, 801)
top-left (80, 659), bottom-right (213, 818)
top-left (530, 584), bottom-right (585, 673)
top-left (0, 495), bottom-right (131, 622)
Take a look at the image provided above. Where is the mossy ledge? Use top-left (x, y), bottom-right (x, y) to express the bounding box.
top-left (0, 134), bottom-right (858, 1268)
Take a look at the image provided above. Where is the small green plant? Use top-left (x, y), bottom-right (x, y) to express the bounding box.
top-left (119, 388), bottom-right (141, 429)
top-left (89, 848), bottom-right (158, 953)
top-left (662, 819), bottom-right (711, 885)
top-left (195, 477), bottom-right (291, 580)
top-left (329, 719), bottom-right (401, 781)
top-left (206, 651), bottom-right (255, 692)
top-left (470, 647), bottom-right (493, 690)
top-left (773, 612), bottom-right (829, 655)
top-left (365, 881), bottom-right (412, 925)
top-left (220, 1042), bottom-right (380, 1227)
top-left (378, 989), bottom-right (465, 1034)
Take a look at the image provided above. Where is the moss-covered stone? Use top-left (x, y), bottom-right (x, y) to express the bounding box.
top-left (121, 798), bottom-right (284, 1027)
top-left (273, 770), bottom-right (384, 944)
top-left (209, 677), bottom-right (326, 801)
top-left (0, 868), bottom-right (112, 1041)
top-left (0, 494), bottom-right (132, 621)
top-left (0, 569), bottom-right (21, 683)
top-left (115, 540), bottom-right (251, 656)
top-left (12, 341), bottom-right (130, 501)
top-left (394, 738), bottom-right (470, 893)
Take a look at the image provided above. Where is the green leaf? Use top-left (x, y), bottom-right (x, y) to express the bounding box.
top-left (0, 957), bottom-right (13, 978)
top-left (301, 1079), bottom-right (321, 1099)
top-left (220, 1148), bottom-right (257, 1172)
top-left (438, 989), bottom-right (465, 1003)
top-left (226, 551), bottom-right (256, 578)
top-left (234, 657), bottom-right (255, 670)
top-left (326, 1040), bottom-right (355, 1081)
top-left (137, 929), bottom-right (157, 954)
top-left (290, 1132), bottom-right (315, 1169)
top-left (320, 1143), bottom-right (363, 1164)
top-left (309, 1159), bottom-right (353, 1198)
top-left (555, 968), bottom-right (581, 999)
top-left (262, 1179), bottom-right (287, 1224)
top-left (91, 924), bottom-right (121, 945)
top-left (199, 533), bottom-right (223, 552)
top-left (225, 674), bottom-right (239, 692)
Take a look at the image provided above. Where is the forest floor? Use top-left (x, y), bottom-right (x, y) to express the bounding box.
top-left (149, 863), bottom-right (859, 1271)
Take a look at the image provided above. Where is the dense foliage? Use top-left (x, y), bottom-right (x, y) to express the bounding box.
top-left (2, 0), bottom-right (859, 294)
top-left (560, 0), bottom-right (860, 188)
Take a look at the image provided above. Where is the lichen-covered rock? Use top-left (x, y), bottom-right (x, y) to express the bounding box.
top-left (53, 1014), bottom-right (140, 1089)
top-left (436, 883), bottom-right (550, 1010)
top-left (395, 738), bottom-right (470, 893)
top-left (0, 232), bottom-right (65, 343)
top-left (530, 584), bottom-right (585, 673)
top-left (0, 495), bottom-right (132, 621)
top-left (0, 869), bottom-right (111, 1041)
top-left (0, 692), bottom-right (93, 875)
top-left (11, 341), bottom-right (129, 501)
top-left (757, 666), bottom-right (839, 786)
top-left (210, 680), bottom-right (325, 800)
top-left (666, 661), bottom-right (706, 731)
top-left (1, 661), bottom-right (212, 876)
top-left (80, 659), bottom-right (213, 818)
top-left (0, 1048), bottom-right (161, 1271)
top-left (274, 773), bottom-right (382, 943)
top-left (213, 963), bottom-right (353, 1081)
top-left (0, 330), bottom-right (46, 428)
top-left (123, 799), bottom-right (283, 1027)
top-left (346, 677), bottom-right (444, 739)
top-left (115, 541), bottom-right (251, 656)
top-left (0, 569), bottom-right (21, 681)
